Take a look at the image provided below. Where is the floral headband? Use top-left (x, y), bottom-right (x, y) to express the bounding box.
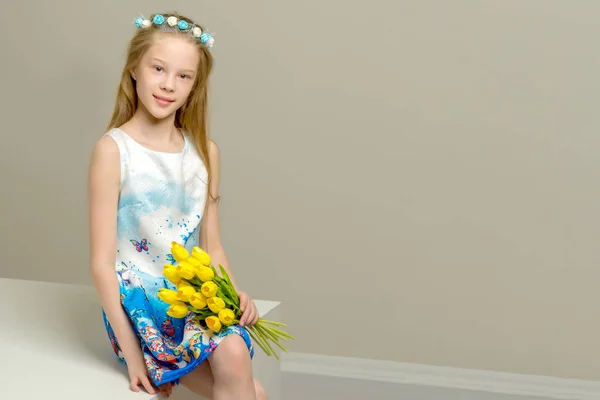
top-left (134, 14), bottom-right (215, 48)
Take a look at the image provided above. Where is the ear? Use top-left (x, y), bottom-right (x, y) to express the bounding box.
top-left (130, 68), bottom-right (137, 81)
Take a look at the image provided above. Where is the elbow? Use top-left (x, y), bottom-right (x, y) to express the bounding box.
top-left (89, 264), bottom-right (102, 285)
top-left (209, 244), bottom-right (226, 257)
top-left (89, 260), bottom-right (112, 283)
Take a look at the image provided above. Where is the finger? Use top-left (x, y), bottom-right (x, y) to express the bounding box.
top-left (243, 297), bottom-right (251, 314)
top-left (130, 377), bottom-right (140, 392)
top-left (141, 376), bottom-right (156, 394)
top-left (240, 294), bottom-right (247, 312)
top-left (250, 307), bottom-right (259, 325)
top-left (243, 306), bottom-right (256, 327)
top-left (239, 299), bottom-right (248, 325)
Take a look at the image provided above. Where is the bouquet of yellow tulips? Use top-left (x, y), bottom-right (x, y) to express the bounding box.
top-left (157, 241), bottom-right (294, 360)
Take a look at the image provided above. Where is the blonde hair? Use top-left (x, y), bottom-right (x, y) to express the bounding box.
top-left (106, 11), bottom-right (216, 201)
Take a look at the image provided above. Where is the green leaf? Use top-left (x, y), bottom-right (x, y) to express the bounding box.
top-left (215, 278), bottom-right (239, 307)
top-left (219, 265), bottom-right (239, 303)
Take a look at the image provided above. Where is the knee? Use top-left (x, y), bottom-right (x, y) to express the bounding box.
top-left (254, 378), bottom-right (267, 400)
top-left (210, 334), bottom-right (252, 381)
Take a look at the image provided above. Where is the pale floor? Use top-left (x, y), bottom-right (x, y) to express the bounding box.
top-left (282, 372), bottom-right (551, 400)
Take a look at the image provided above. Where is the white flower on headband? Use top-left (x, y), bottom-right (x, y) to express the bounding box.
top-left (205, 36), bottom-right (215, 48)
top-left (141, 19), bottom-right (151, 28)
top-left (192, 26), bottom-right (202, 38)
top-left (167, 16), bottom-right (178, 27)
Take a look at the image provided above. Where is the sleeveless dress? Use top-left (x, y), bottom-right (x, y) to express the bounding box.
top-left (101, 127), bottom-right (254, 387)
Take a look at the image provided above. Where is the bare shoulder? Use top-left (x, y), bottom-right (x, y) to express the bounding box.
top-left (93, 134), bottom-right (120, 158)
top-left (89, 135), bottom-right (120, 169)
top-left (88, 134), bottom-right (120, 185)
top-left (208, 138), bottom-right (220, 162)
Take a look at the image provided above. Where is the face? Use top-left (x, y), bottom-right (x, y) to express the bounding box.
top-left (132, 34), bottom-right (200, 120)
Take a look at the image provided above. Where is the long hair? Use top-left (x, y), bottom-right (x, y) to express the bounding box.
top-left (105, 11), bottom-right (216, 202)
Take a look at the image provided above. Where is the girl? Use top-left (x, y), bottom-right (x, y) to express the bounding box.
top-left (87, 11), bottom-right (266, 400)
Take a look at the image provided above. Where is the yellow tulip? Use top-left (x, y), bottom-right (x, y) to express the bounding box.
top-left (205, 315), bottom-right (222, 332)
top-left (157, 288), bottom-right (179, 305)
top-left (167, 301), bottom-right (189, 318)
top-left (163, 265), bottom-right (181, 285)
top-left (192, 246), bottom-right (212, 266)
top-left (189, 292), bottom-right (208, 309)
top-left (171, 242), bottom-right (190, 262)
top-left (218, 308), bottom-right (236, 326)
top-left (207, 296), bottom-right (226, 313)
top-left (177, 280), bottom-right (192, 289)
top-left (176, 285), bottom-right (196, 302)
top-left (196, 266), bottom-right (214, 282)
top-left (187, 257), bottom-right (202, 268)
top-left (201, 281), bottom-right (218, 297)
top-left (177, 260), bottom-right (196, 280)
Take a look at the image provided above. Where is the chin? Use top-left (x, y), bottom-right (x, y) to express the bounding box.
top-left (148, 107), bottom-right (176, 121)
top-left (141, 99), bottom-right (179, 120)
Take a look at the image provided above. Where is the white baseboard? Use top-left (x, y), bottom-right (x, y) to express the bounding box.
top-left (281, 352), bottom-right (600, 400)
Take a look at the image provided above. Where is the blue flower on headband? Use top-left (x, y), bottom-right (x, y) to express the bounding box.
top-left (200, 33), bottom-right (211, 44)
top-left (178, 20), bottom-right (189, 31)
top-left (135, 17), bottom-right (144, 28)
top-left (153, 14), bottom-right (165, 25)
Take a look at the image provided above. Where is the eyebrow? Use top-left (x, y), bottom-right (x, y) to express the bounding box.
top-left (152, 58), bottom-right (196, 74)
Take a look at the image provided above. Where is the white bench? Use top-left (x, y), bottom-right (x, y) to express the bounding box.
top-left (0, 278), bottom-right (282, 399)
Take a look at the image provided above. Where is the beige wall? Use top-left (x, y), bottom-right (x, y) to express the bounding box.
top-left (1, 0), bottom-right (599, 382)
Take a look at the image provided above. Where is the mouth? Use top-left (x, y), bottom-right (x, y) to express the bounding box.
top-left (153, 94), bottom-right (175, 106)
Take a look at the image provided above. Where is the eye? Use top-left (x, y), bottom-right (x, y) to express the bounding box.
top-left (180, 74), bottom-right (191, 79)
top-left (154, 66), bottom-right (164, 72)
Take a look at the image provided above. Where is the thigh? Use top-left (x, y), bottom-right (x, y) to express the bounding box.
top-left (179, 360), bottom-right (214, 399)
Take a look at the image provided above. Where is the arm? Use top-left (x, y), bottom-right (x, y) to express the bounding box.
top-left (87, 136), bottom-right (142, 362)
top-left (198, 140), bottom-right (259, 327)
top-left (199, 140), bottom-right (240, 290)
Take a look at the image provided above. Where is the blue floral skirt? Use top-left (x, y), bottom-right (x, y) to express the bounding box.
top-left (102, 267), bottom-right (254, 386)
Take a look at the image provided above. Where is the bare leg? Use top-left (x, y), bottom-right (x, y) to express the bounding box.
top-left (179, 336), bottom-right (267, 399)
top-left (179, 359), bottom-right (213, 398)
top-left (209, 335), bottom-right (256, 400)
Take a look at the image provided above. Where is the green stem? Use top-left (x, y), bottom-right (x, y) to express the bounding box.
top-left (259, 324), bottom-right (288, 341)
top-left (256, 324), bottom-right (288, 353)
top-left (189, 305), bottom-right (207, 313)
top-left (193, 277), bottom-right (205, 287)
top-left (250, 326), bottom-right (279, 360)
top-left (266, 326), bottom-right (296, 340)
top-left (246, 326), bottom-right (271, 357)
top-left (257, 318), bottom-right (287, 327)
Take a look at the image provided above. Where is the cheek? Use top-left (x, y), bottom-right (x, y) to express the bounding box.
top-left (138, 74), bottom-right (158, 92)
top-left (178, 81), bottom-right (196, 101)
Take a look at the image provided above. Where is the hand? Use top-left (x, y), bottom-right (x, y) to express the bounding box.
top-left (125, 351), bottom-right (156, 395)
top-left (238, 291), bottom-right (259, 327)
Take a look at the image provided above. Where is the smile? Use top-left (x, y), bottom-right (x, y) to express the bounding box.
top-left (153, 94), bottom-right (175, 106)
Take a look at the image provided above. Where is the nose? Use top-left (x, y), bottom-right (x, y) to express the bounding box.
top-left (160, 73), bottom-right (176, 92)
